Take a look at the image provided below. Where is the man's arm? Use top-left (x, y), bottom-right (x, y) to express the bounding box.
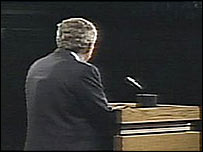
top-left (76, 65), bottom-right (113, 116)
top-left (77, 65), bottom-right (117, 134)
top-left (66, 64), bottom-right (117, 134)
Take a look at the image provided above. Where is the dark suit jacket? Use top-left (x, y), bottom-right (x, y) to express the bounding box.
top-left (24, 48), bottom-right (116, 151)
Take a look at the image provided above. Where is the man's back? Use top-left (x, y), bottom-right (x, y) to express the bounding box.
top-left (24, 48), bottom-right (115, 150)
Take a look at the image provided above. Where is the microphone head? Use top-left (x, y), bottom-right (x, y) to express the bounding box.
top-left (125, 76), bottom-right (143, 90)
top-left (125, 76), bottom-right (135, 82)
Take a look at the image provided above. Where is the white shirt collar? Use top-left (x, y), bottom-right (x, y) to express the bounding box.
top-left (70, 51), bottom-right (82, 62)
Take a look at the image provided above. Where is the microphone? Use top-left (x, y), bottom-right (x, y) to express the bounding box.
top-left (125, 76), bottom-right (143, 90)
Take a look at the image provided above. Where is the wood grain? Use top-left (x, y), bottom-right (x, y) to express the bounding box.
top-left (114, 131), bottom-right (201, 151)
top-left (110, 103), bottom-right (201, 123)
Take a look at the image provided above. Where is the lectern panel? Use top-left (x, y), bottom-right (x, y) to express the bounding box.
top-left (114, 131), bottom-right (201, 151)
top-left (111, 103), bottom-right (202, 151)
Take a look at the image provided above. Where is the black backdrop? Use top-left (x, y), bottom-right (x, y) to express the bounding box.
top-left (1, 1), bottom-right (202, 150)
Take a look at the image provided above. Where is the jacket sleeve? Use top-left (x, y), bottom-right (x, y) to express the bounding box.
top-left (74, 64), bottom-right (116, 126)
top-left (78, 65), bottom-right (112, 111)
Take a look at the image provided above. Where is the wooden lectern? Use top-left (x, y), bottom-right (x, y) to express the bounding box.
top-left (110, 103), bottom-right (202, 151)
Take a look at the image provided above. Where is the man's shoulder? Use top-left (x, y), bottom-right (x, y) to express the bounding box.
top-left (77, 61), bottom-right (98, 71)
top-left (27, 51), bottom-right (99, 79)
top-left (29, 53), bottom-right (53, 69)
top-left (75, 61), bottom-right (100, 77)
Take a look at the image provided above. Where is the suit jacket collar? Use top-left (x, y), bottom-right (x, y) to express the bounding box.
top-left (53, 48), bottom-right (86, 64)
top-left (54, 48), bottom-right (74, 59)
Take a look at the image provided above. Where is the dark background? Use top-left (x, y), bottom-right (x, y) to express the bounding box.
top-left (1, 1), bottom-right (202, 150)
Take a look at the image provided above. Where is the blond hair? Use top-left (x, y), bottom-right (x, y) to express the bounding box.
top-left (56, 18), bottom-right (97, 54)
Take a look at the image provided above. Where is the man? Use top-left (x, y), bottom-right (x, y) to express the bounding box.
top-left (24, 18), bottom-right (116, 150)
